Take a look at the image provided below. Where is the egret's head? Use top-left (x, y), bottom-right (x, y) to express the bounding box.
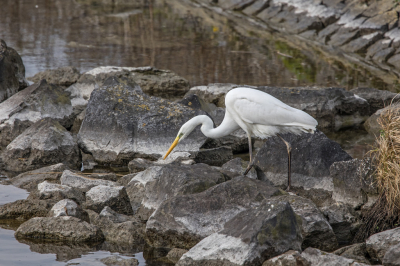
top-left (163, 118), bottom-right (199, 159)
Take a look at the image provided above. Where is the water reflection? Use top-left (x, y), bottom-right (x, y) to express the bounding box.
top-left (1, 0), bottom-right (398, 91)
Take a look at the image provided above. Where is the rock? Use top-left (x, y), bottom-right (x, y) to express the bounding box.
top-left (350, 87), bottom-right (400, 114)
top-left (184, 83), bottom-right (240, 108)
top-left (333, 243), bottom-right (372, 264)
top-left (70, 109), bottom-right (86, 134)
top-left (86, 207), bottom-right (144, 244)
top-left (364, 103), bottom-right (400, 136)
top-left (220, 157), bottom-right (257, 180)
top-left (320, 203), bottom-right (358, 245)
top-left (128, 158), bottom-right (154, 174)
top-left (176, 198), bottom-right (303, 266)
top-left (146, 176), bottom-right (283, 249)
top-left (329, 28), bottom-right (360, 47)
top-left (77, 66), bottom-right (190, 98)
top-left (60, 170), bottom-right (118, 192)
top-left (0, 80), bottom-right (74, 149)
top-left (48, 199), bottom-right (89, 222)
top-left (331, 158), bottom-right (377, 209)
top-left (387, 53), bottom-right (400, 69)
top-left (0, 39), bottom-right (28, 103)
top-left (84, 185), bottom-right (133, 215)
top-left (138, 163), bottom-right (226, 220)
top-left (254, 130), bottom-right (352, 191)
top-left (100, 255), bottom-right (139, 266)
top-left (189, 146), bottom-right (233, 166)
top-left (288, 187), bottom-right (334, 208)
top-left (83, 172), bottom-right (118, 182)
top-left (33, 181), bottom-right (85, 204)
top-left (301, 247), bottom-right (370, 266)
top-left (366, 39), bottom-right (391, 59)
top-left (383, 242), bottom-right (400, 266)
top-left (27, 66), bottom-right (81, 87)
top-left (1, 118), bottom-right (81, 173)
top-left (167, 248), bottom-right (188, 264)
top-left (77, 76), bottom-right (207, 165)
top-left (366, 227), bottom-right (400, 263)
top-left (0, 199), bottom-right (52, 221)
top-left (201, 130), bottom-right (249, 154)
top-left (341, 32), bottom-right (383, 53)
top-left (15, 216), bottom-right (104, 243)
top-left (10, 163), bottom-right (67, 192)
top-left (275, 195), bottom-right (338, 251)
top-left (117, 173), bottom-right (136, 187)
top-left (262, 250), bottom-right (310, 266)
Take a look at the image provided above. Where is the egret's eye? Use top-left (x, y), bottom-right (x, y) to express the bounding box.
top-left (178, 133), bottom-right (184, 138)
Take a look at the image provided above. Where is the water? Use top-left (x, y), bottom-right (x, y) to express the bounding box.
top-left (0, 0), bottom-right (386, 264)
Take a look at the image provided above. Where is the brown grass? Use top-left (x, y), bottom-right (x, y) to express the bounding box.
top-left (354, 102), bottom-right (400, 242)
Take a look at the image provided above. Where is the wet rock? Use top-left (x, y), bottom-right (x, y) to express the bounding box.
top-left (33, 181), bottom-right (85, 204)
top-left (146, 177), bottom-right (283, 249)
top-left (0, 199), bottom-right (52, 221)
top-left (331, 158), bottom-right (377, 209)
top-left (128, 158), bottom-right (154, 174)
top-left (166, 248), bottom-right (188, 264)
top-left (320, 203), bottom-right (359, 245)
top-left (0, 80), bottom-right (74, 149)
top-left (1, 118), bottom-right (81, 173)
top-left (383, 242), bottom-right (400, 266)
top-left (60, 170), bottom-right (118, 192)
top-left (15, 216), bottom-right (104, 243)
top-left (176, 199), bottom-right (302, 266)
top-left (27, 66), bottom-right (81, 87)
top-left (333, 243), bottom-right (372, 264)
top-left (366, 227), bottom-right (400, 263)
top-left (138, 163), bottom-right (226, 220)
top-left (262, 250), bottom-right (309, 266)
top-left (364, 103), bottom-right (400, 136)
top-left (189, 146), bottom-right (233, 166)
top-left (301, 247), bottom-right (370, 266)
top-left (254, 130), bottom-right (352, 191)
top-left (220, 157), bottom-right (257, 180)
top-left (48, 199), bottom-right (89, 222)
top-left (87, 207), bottom-right (145, 244)
top-left (275, 195), bottom-right (338, 251)
top-left (77, 66), bottom-right (190, 98)
top-left (0, 39), bottom-right (28, 103)
top-left (84, 185), bottom-right (133, 215)
top-left (10, 163), bottom-right (67, 192)
top-left (350, 87), bottom-right (400, 114)
top-left (100, 255), bottom-right (139, 266)
top-left (78, 76), bottom-right (207, 165)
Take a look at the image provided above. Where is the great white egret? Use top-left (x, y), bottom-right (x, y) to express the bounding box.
top-left (164, 87), bottom-right (318, 191)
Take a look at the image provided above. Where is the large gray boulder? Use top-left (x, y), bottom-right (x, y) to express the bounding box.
top-left (28, 66), bottom-right (81, 87)
top-left (77, 76), bottom-right (207, 165)
top-left (34, 181), bottom-right (85, 204)
top-left (145, 176), bottom-right (283, 249)
top-left (0, 118), bottom-right (80, 173)
top-left (176, 198), bottom-right (302, 266)
top-left (15, 216), bottom-right (104, 243)
top-left (136, 163), bottom-right (226, 220)
top-left (0, 80), bottom-right (74, 149)
top-left (331, 158), bottom-right (377, 209)
top-left (254, 130), bottom-right (352, 191)
top-left (275, 195), bottom-right (338, 251)
top-left (84, 185), bottom-right (133, 215)
top-left (366, 227), bottom-right (400, 263)
top-left (0, 39), bottom-right (28, 103)
top-left (10, 163), bottom-right (67, 192)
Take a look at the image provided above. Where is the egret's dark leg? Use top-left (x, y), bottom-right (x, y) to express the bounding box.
top-left (243, 135), bottom-right (254, 175)
top-left (277, 134), bottom-right (292, 191)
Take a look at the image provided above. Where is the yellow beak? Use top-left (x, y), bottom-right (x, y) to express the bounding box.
top-left (163, 136), bottom-right (180, 160)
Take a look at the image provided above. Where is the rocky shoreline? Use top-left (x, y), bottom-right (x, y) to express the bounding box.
top-left (1, 34), bottom-right (400, 265)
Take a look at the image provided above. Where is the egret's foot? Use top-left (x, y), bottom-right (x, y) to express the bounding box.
top-left (243, 163), bottom-right (254, 176)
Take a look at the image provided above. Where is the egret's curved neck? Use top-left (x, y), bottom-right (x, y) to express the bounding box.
top-left (189, 115), bottom-right (240, 139)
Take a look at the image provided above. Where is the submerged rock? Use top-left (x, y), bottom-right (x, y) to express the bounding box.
top-left (0, 39), bottom-right (28, 103)
top-left (254, 130), bottom-right (352, 191)
top-left (1, 118), bottom-right (80, 173)
top-left (177, 199), bottom-right (302, 266)
top-left (0, 80), bottom-right (74, 149)
top-left (78, 76), bottom-right (207, 165)
top-left (15, 216), bottom-right (104, 243)
top-left (145, 177), bottom-right (283, 249)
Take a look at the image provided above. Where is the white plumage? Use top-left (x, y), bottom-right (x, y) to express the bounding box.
top-left (164, 87), bottom-right (318, 190)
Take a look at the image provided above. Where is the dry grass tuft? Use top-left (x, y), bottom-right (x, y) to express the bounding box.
top-left (354, 102), bottom-right (400, 242)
